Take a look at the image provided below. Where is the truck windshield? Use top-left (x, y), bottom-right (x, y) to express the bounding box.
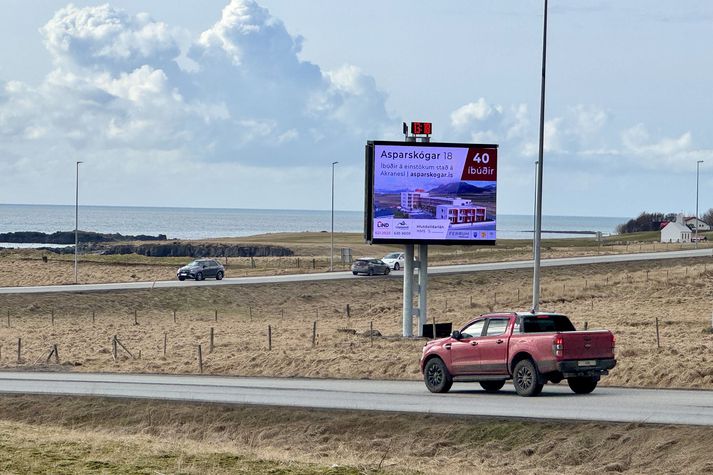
top-left (520, 315), bottom-right (575, 333)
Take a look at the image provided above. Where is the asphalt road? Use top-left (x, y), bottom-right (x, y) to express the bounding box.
top-left (0, 372), bottom-right (711, 426)
top-left (0, 248), bottom-right (711, 295)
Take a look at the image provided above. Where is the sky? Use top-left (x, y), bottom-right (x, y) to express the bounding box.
top-left (0, 0), bottom-right (712, 218)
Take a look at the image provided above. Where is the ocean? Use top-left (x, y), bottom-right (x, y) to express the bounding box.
top-left (0, 204), bottom-right (625, 245)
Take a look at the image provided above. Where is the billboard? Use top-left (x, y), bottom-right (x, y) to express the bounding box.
top-left (365, 141), bottom-right (498, 245)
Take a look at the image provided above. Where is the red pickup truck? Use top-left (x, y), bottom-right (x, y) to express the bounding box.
top-left (420, 312), bottom-right (616, 397)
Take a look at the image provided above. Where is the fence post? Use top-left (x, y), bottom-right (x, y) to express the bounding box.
top-left (163, 332), bottom-right (167, 356)
top-left (209, 327), bottom-right (214, 353)
top-left (346, 304), bottom-right (351, 318)
top-left (655, 318), bottom-right (660, 349)
top-left (249, 306), bottom-right (253, 321)
top-left (197, 345), bottom-right (203, 374)
top-left (51, 309), bottom-right (54, 326)
top-left (6, 310), bottom-right (9, 328)
top-left (134, 310), bottom-right (138, 325)
top-left (370, 321), bottom-right (374, 346)
top-left (268, 325), bottom-right (272, 351)
top-left (214, 309), bottom-right (218, 322)
top-left (112, 335), bottom-right (118, 361)
top-left (173, 310), bottom-right (177, 323)
top-left (584, 322), bottom-right (588, 330)
top-left (92, 311), bottom-right (96, 324)
top-left (516, 289), bottom-right (520, 303)
top-left (432, 314), bottom-right (437, 340)
top-left (16, 338), bottom-right (21, 364)
top-left (312, 321), bottom-right (317, 347)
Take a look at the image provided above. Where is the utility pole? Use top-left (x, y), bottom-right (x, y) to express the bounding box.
top-left (696, 160), bottom-right (703, 245)
top-left (74, 161), bottom-right (83, 284)
top-left (531, 0), bottom-right (548, 312)
top-left (330, 161), bottom-right (338, 271)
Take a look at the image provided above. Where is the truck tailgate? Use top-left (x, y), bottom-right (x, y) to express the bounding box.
top-left (560, 331), bottom-right (614, 360)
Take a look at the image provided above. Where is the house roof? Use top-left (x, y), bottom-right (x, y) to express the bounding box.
top-left (662, 221), bottom-right (691, 233)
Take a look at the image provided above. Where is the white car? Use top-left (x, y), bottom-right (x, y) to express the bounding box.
top-left (382, 252), bottom-right (406, 270)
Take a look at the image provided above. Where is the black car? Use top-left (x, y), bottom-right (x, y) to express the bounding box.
top-left (351, 258), bottom-right (390, 276)
top-left (177, 259), bottom-right (225, 281)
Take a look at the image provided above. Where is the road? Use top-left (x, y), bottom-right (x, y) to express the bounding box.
top-left (0, 248), bottom-right (710, 295)
top-left (0, 372), bottom-right (711, 426)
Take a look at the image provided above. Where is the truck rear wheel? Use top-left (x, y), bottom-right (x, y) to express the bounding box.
top-left (567, 377), bottom-right (598, 394)
top-left (424, 358), bottom-right (453, 393)
top-left (513, 359), bottom-right (544, 397)
top-left (480, 380), bottom-right (505, 393)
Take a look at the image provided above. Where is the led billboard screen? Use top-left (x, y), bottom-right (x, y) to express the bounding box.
top-left (365, 141), bottom-right (498, 245)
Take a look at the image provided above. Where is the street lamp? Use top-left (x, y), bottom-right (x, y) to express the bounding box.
top-left (74, 161), bottom-right (83, 284)
top-left (330, 161), bottom-right (338, 271)
top-left (696, 160), bottom-right (704, 245)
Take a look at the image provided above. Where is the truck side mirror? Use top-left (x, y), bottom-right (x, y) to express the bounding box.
top-left (451, 330), bottom-right (462, 340)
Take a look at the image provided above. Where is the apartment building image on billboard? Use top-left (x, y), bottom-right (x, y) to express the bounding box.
top-left (400, 190), bottom-right (487, 225)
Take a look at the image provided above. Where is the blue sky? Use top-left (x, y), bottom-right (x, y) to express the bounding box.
top-left (0, 1), bottom-right (711, 218)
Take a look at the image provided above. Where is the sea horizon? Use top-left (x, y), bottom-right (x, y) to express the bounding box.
top-left (0, 203), bottom-right (627, 243)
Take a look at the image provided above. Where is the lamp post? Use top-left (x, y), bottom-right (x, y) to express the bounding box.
top-left (74, 161), bottom-right (83, 284)
top-left (696, 160), bottom-right (704, 245)
top-left (532, 0), bottom-right (548, 312)
top-left (330, 161), bottom-right (338, 271)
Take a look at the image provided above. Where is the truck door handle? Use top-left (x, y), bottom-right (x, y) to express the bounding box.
top-left (470, 341), bottom-right (478, 346)
top-left (444, 344), bottom-right (451, 350)
top-left (496, 339), bottom-right (504, 344)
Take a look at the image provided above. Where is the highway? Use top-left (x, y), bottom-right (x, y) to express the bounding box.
top-left (0, 248), bottom-right (711, 294)
top-left (0, 372), bottom-right (711, 426)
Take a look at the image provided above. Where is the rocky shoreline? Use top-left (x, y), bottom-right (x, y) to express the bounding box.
top-left (0, 231), bottom-right (167, 244)
top-left (2, 231), bottom-right (294, 257)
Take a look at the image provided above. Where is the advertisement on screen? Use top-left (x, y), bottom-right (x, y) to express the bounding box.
top-left (365, 141), bottom-right (498, 245)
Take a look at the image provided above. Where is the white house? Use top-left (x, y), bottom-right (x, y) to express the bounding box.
top-left (684, 216), bottom-right (711, 232)
top-left (661, 221), bottom-right (692, 243)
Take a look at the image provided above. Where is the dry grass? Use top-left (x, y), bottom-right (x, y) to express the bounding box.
top-left (0, 395), bottom-right (711, 474)
top-left (0, 257), bottom-right (712, 389)
top-left (2, 232), bottom-right (711, 287)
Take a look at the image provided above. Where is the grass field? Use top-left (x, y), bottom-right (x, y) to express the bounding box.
top-left (0, 395), bottom-right (711, 474)
top-left (1, 231), bottom-right (712, 287)
top-left (1, 256), bottom-right (711, 389)
top-left (1, 233), bottom-right (712, 473)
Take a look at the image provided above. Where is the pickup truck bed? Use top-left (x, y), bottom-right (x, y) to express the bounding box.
top-left (420, 312), bottom-right (616, 397)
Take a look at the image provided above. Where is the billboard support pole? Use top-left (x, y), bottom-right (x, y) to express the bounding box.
top-left (417, 244), bottom-right (428, 336)
top-left (402, 244), bottom-right (415, 336)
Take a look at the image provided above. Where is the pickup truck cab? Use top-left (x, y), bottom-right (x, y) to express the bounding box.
top-left (420, 312), bottom-right (616, 397)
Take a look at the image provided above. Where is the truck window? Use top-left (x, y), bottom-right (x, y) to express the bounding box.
top-left (520, 315), bottom-right (575, 333)
top-left (485, 319), bottom-right (509, 336)
top-left (461, 320), bottom-right (485, 338)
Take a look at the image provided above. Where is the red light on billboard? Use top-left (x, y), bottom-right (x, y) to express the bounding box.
top-left (410, 122), bottom-right (432, 135)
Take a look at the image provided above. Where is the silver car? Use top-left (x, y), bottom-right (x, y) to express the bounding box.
top-left (351, 258), bottom-right (390, 276)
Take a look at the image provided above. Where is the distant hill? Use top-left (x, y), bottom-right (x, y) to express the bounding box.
top-left (428, 182), bottom-right (492, 195)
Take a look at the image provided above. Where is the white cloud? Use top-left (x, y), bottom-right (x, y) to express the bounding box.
top-left (0, 0), bottom-right (393, 205)
top-left (450, 98), bottom-right (497, 128)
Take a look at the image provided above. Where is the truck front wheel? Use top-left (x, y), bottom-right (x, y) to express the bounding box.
top-left (513, 359), bottom-right (544, 397)
top-left (424, 358), bottom-right (453, 393)
top-left (567, 377), bottom-right (598, 394)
